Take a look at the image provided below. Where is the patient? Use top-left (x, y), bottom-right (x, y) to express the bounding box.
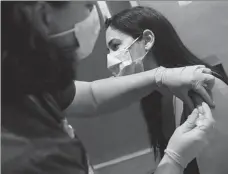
top-left (105, 6), bottom-right (228, 174)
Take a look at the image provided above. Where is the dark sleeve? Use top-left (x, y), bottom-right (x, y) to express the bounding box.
top-left (53, 81), bottom-right (76, 111)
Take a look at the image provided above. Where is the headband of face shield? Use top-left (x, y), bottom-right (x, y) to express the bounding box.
top-left (107, 36), bottom-right (149, 77)
top-left (49, 5), bottom-right (100, 60)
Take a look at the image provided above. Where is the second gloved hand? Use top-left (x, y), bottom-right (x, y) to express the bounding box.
top-left (165, 102), bottom-right (215, 169)
top-left (155, 65), bottom-right (215, 110)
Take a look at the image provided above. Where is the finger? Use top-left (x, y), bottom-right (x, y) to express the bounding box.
top-left (184, 94), bottom-right (194, 111)
top-left (195, 67), bottom-right (210, 74)
top-left (202, 68), bottom-right (212, 74)
top-left (194, 65), bottom-right (206, 69)
top-left (194, 83), bottom-right (215, 108)
top-left (181, 108), bottom-right (199, 131)
top-left (197, 105), bottom-right (204, 114)
top-left (189, 91), bottom-right (204, 108)
top-left (202, 102), bottom-right (214, 121)
top-left (202, 73), bottom-right (216, 90)
top-left (195, 102), bottom-right (215, 133)
top-left (196, 119), bottom-right (214, 134)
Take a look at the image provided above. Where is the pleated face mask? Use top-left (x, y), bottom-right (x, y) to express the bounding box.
top-left (50, 5), bottom-right (101, 60)
top-left (107, 36), bottom-right (148, 77)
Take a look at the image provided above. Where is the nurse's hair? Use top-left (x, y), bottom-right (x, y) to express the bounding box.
top-left (105, 6), bottom-right (228, 158)
top-left (2, 1), bottom-right (74, 102)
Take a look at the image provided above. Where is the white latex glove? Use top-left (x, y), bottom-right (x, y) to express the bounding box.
top-left (165, 102), bottom-right (215, 169)
top-left (155, 65), bottom-right (215, 110)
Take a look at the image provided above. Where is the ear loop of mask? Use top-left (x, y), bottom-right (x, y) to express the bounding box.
top-left (117, 35), bottom-right (150, 76)
top-left (118, 36), bottom-right (141, 63)
top-left (125, 36), bottom-right (141, 53)
top-left (49, 5), bottom-right (97, 39)
top-left (126, 34), bottom-right (151, 63)
top-left (130, 35), bottom-right (150, 61)
top-left (49, 28), bottom-right (75, 39)
top-left (124, 34), bottom-right (152, 74)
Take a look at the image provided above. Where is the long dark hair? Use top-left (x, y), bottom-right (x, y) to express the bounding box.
top-left (105, 6), bottom-right (228, 159)
top-left (2, 1), bottom-right (75, 104)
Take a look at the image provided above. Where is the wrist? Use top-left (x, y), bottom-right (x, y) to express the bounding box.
top-left (162, 154), bottom-right (184, 172)
top-left (154, 66), bottom-right (167, 87)
top-left (165, 148), bottom-right (187, 169)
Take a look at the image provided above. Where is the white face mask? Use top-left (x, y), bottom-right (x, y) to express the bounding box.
top-left (50, 6), bottom-right (100, 60)
top-left (107, 37), bottom-right (148, 76)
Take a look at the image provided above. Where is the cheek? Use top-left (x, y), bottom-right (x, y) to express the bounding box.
top-left (49, 33), bottom-right (79, 53)
top-left (129, 44), bottom-right (146, 61)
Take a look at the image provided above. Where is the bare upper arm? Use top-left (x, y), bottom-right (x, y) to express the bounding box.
top-left (210, 77), bottom-right (228, 132)
top-left (173, 77), bottom-right (228, 127)
top-left (173, 77), bottom-right (228, 174)
top-left (196, 78), bottom-right (228, 174)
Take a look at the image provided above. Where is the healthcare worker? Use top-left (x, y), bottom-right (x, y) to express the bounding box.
top-left (2, 2), bottom-right (215, 174)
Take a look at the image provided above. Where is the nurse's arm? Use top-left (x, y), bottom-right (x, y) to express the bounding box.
top-left (154, 154), bottom-right (183, 174)
top-left (65, 67), bottom-right (215, 117)
top-left (65, 69), bottom-right (158, 117)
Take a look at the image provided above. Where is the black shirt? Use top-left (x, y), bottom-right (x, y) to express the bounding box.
top-left (2, 83), bottom-right (88, 174)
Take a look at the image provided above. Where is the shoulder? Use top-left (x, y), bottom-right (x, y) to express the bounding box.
top-left (210, 77), bottom-right (228, 110)
top-left (53, 81), bottom-right (76, 110)
top-left (2, 129), bottom-right (87, 174)
top-left (210, 77), bottom-right (228, 123)
top-left (212, 77), bottom-right (228, 95)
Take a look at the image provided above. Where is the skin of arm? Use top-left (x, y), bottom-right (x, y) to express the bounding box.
top-left (65, 69), bottom-right (159, 117)
top-left (196, 77), bottom-right (228, 174)
top-left (154, 154), bottom-right (183, 174)
top-left (65, 66), bottom-right (215, 117)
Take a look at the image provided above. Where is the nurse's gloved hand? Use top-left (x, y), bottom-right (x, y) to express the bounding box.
top-left (155, 65), bottom-right (215, 110)
top-left (165, 102), bottom-right (215, 169)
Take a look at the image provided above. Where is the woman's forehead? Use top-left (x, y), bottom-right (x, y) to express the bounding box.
top-left (106, 27), bottom-right (132, 44)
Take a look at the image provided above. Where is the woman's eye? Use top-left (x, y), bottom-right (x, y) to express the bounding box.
top-left (112, 44), bottom-right (120, 51)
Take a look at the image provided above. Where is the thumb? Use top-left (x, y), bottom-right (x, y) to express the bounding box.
top-left (201, 102), bottom-right (214, 121)
top-left (181, 108), bottom-right (199, 132)
top-left (202, 73), bottom-right (215, 90)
